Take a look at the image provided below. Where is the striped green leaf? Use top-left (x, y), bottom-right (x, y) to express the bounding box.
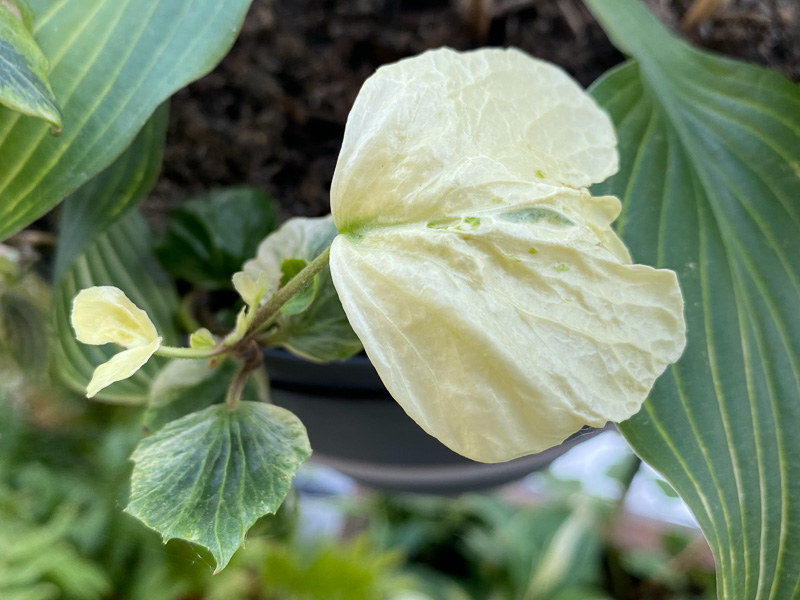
top-left (0, 0), bottom-right (254, 241)
top-left (0, 0), bottom-right (61, 127)
top-left (53, 210), bottom-right (178, 403)
top-left (53, 102), bottom-right (167, 280)
top-left (585, 0), bottom-right (800, 598)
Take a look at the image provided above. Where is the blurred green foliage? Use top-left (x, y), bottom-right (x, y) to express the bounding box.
top-left (155, 187), bottom-right (278, 290)
top-left (364, 483), bottom-right (716, 600)
top-left (0, 388), bottom-right (423, 599)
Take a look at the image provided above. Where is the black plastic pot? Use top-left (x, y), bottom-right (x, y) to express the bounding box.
top-left (263, 349), bottom-right (600, 494)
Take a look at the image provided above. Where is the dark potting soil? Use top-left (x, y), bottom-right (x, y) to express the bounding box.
top-left (145, 0), bottom-right (800, 226)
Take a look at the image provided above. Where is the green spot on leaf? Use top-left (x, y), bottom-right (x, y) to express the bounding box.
top-left (464, 216), bottom-right (481, 228)
top-left (426, 217), bottom-right (461, 230)
top-left (528, 247), bottom-right (538, 255)
top-left (535, 169), bottom-right (546, 178)
top-left (501, 207), bottom-right (574, 226)
top-left (553, 263), bottom-right (570, 273)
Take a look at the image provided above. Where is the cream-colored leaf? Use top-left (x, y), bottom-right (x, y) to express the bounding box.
top-left (242, 215), bottom-right (362, 362)
top-left (225, 306), bottom-right (250, 346)
top-left (189, 327), bottom-right (217, 349)
top-left (232, 270), bottom-right (269, 309)
top-left (71, 286), bottom-right (158, 348)
top-left (330, 209), bottom-right (685, 463)
top-left (86, 337), bottom-right (162, 398)
top-left (243, 215), bottom-right (337, 286)
top-left (328, 48), bottom-right (685, 461)
top-left (331, 47), bottom-right (617, 233)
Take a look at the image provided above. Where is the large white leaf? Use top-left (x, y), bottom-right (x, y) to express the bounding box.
top-left (329, 48), bottom-right (686, 463)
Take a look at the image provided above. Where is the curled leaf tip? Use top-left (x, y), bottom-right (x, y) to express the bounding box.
top-left (232, 270), bottom-right (269, 309)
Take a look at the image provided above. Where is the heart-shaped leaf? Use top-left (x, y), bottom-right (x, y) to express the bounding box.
top-left (126, 401), bottom-right (311, 572)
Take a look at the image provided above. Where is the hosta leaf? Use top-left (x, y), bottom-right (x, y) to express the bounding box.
top-left (0, 0), bottom-right (254, 241)
top-left (126, 401), bottom-right (311, 572)
top-left (585, 0), bottom-right (800, 597)
top-left (0, 0), bottom-right (61, 127)
top-left (156, 187), bottom-right (279, 289)
top-left (244, 216), bottom-right (362, 362)
top-left (53, 211), bottom-right (178, 403)
top-left (53, 102), bottom-right (167, 280)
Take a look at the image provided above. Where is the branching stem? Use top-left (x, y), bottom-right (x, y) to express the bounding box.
top-left (225, 340), bottom-right (263, 409)
top-left (225, 362), bottom-right (251, 410)
top-left (246, 243), bottom-right (331, 338)
top-left (154, 245), bottom-right (332, 408)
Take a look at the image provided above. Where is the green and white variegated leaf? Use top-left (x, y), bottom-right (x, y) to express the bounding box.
top-left (126, 401), bottom-right (311, 572)
top-left (243, 215), bottom-right (362, 362)
top-left (53, 211), bottom-right (178, 403)
top-left (54, 103), bottom-right (168, 280)
top-left (0, 0), bottom-right (61, 127)
top-left (328, 47), bottom-right (686, 463)
top-left (585, 0), bottom-right (800, 598)
top-left (0, 0), bottom-right (254, 241)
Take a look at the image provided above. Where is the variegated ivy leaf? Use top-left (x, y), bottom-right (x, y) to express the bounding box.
top-left (243, 215), bottom-right (362, 362)
top-left (0, 0), bottom-right (61, 127)
top-left (328, 48), bottom-right (687, 463)
top-left (126, 401), bottom-right (311, 572)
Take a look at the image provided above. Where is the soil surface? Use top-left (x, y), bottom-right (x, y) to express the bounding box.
top-left (147, 0), bottom-right (800, 225)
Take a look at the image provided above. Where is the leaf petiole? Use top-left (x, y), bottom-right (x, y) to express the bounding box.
top-left (155, 345), bottom-right (226, 359)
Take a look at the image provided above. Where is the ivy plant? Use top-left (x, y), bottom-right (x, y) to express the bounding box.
top-left (1, 0), bottom-right (798, 596)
